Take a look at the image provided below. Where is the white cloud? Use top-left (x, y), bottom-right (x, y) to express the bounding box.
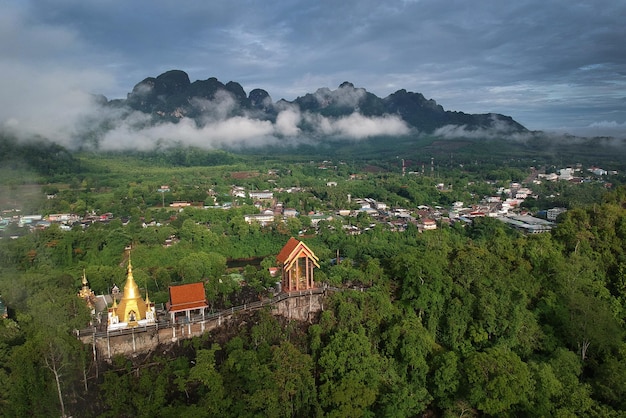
top-left (0, 3), bottom-right (114, 145)
top-left (99, 116), bottom-right (278, 151)
top-left (432, 115), bottom-right (530, 140)
top-left (0, 62), bottom-right (114, 146)
top-left (586, 121), bottom-right (626, 138)
top-left (192, 90), bottom-right (238, 121)
top-left (275, 108), bottom-right (302, 137)
top-left (312, 84), bottom-right (367, 108)
top-left (96, 109), bottom-right (411, 151)
top-left (319, 113), bottom-right (411, 139)
top-left (547, 120), bottom-right (626, 139)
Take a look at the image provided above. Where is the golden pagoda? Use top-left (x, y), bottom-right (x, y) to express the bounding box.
top-left (77, 269), bottom-right (96, 310)
top-left (107, 258), bottom-right (155, 328)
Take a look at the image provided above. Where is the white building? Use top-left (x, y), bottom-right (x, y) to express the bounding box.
top-left (244, 210), bottom-right (275, 226)
top-left (375, 202), bottom-right (388, 210)
top-left (249, 190), bottom-right (274, 200)
top-left (559, 168), bottom-right (574, 181)
top-left (231, 186), bottom-right (246, 198)
top-left (547, 207), bottom-right (567, 221)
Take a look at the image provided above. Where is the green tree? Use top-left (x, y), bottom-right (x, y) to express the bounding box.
top-left (591, 344), bottom-right (626, 411)
top-left (318, 329), bottom-right (383, 417)
top-left (523, 361), bottom-right (563, 417)
top-left (177, 252), bottom-right (226, 283)
top-left (186, 344), bottom-right (230, 415)
top-left (429, 351), bottom-right (461, 411)
top-left (394, 245), bottom-right (452, 335)
top-left (463, 346), bottom-right (532, 415)
top-left (270, 341), bottom-right (317, 418)
top-left (562, 288), bottom-right (621, 361)
top-left (99, 356), bottom-right (135, 417)
top-left (378, 309), bottom-right (434, 416)
top-left (4, 285), bottom-right (90, 417)
top-left (548, 347), bottom-right (594, 415)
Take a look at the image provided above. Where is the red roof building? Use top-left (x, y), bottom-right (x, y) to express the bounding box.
top-left (276, 237), bottom-right (320, 292)
top-left (167, 282), bottom-right (209, 322)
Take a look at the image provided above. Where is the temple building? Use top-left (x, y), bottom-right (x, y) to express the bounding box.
top-left (276, 237), bottom-right (320, 292)
top-left (167, 282), bottom-right (209, 323)
top-left (107, 259), bottom-right (155, 330)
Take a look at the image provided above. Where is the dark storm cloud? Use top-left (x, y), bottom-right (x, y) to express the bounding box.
top-left (1, 0), bottom-right (625, 142)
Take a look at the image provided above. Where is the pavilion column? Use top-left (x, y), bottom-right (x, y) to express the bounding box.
top-left (305, 257), bottom-right (313, 290)
top-left (295, 263), bottom-right (299, 291)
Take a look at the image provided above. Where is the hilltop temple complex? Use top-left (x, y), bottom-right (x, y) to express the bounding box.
top-left (79, 238), bottom-right (319, 332)
top-left (75, 238), bottom-right (324, 359)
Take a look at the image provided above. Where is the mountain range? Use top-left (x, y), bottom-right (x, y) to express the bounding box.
top-left (106, 69), bottom-right (527, 135)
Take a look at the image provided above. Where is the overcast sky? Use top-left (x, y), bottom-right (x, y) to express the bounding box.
top-left (2, 0), bottom-right (625, 141)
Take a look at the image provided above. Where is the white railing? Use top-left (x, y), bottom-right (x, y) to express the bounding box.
top-left (77, 287), bottom-right (327, 339)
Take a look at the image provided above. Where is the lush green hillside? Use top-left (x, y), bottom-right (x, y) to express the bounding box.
top-left (1, 144), bottom-right (625, 416)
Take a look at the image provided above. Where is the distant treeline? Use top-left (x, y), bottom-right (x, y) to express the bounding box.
top-left (0, 134), bottom-right (80, 179)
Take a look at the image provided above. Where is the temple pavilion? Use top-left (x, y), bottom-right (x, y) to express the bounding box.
top-left (166, 282), bottom-right (209, 323)
top-left (276, 237), bottom-right (320, 292)
top-left (107, 259), bottom-right (155, 330)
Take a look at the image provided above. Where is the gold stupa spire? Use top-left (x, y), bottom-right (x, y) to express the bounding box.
top-left (122, 256), bottom-right (141, 300)
top-left (115, 256), bottom-right (147, 324)
top-left (145, 287), bottom-right (151, 305)
top-left (78, 269), bottom-right (96, 308)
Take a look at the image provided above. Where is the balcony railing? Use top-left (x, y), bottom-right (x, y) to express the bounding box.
top-left (76, 287), bottom-right (328, 339)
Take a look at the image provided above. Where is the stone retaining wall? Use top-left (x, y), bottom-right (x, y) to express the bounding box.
top-left (79, 290), bottom-right (326, 360)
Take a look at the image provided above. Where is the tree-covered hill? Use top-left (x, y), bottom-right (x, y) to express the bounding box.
top-left (0, 134), bottom-right (81, 180)
top-left (1, 180), bottom-right (626, 416)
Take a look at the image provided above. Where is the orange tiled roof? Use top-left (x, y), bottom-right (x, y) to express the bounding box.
top-left (276, 237), bottom-right (320, 270)
top-left (168, 282), bottom-right (208, 312)
top-left (276, 237), bottom-right (301, 263)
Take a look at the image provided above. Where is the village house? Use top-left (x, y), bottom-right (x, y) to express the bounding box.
top-left (547, 207), bottom-right (567, 221)
top-left (244, 210), bottom-right (275, 226)
top-left (421, 219), bottom-right (437, 231)
top-left (169, 201), bottom-right (191, 208)
top-left (230, 186), bottom-right (246, 198)
top-left (248, 190), bottom-right (274, 200)
top-left (283, 208), bottom-right (299, 218)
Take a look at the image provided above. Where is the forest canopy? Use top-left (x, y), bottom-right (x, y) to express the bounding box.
top-left (0, 147), bottom-right (625, 417)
